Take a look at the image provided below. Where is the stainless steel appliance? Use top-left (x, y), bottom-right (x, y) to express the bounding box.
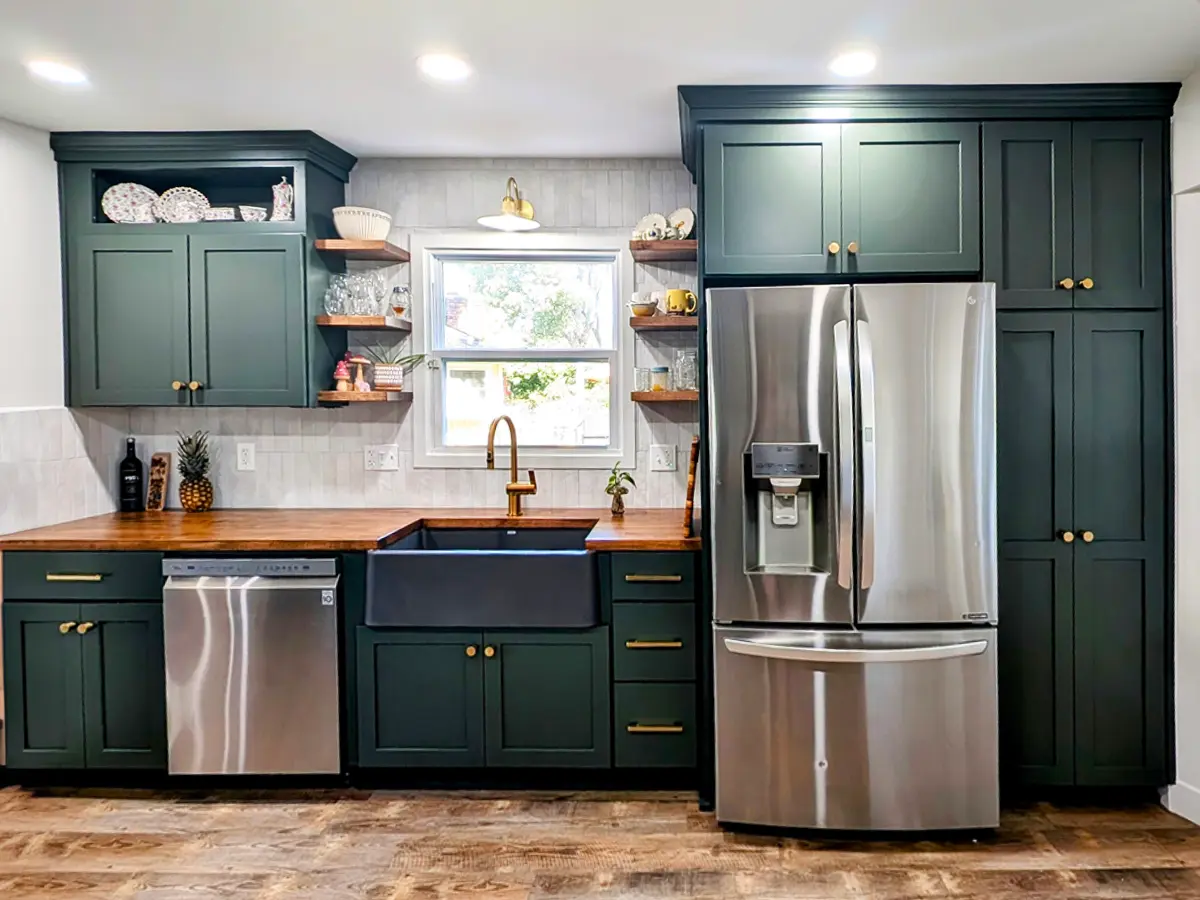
top-left (162, 558), bottom-right (341, 775)
top-left (708, 283), bottom-right (997, 831)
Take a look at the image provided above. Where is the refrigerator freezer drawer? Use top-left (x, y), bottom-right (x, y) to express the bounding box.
top-left (714, 626), bottom-right (998, 831)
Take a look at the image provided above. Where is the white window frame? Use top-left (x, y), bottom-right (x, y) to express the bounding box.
top-left (411, 230), bottom-right (635, 470)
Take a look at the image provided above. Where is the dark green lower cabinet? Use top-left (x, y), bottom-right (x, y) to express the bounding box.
top-left (614, 683), bottom-right (697, 768)
top-left (3, 601), bottom-right (166, 769)
top-left (484, 629), bottom-right (610, 768)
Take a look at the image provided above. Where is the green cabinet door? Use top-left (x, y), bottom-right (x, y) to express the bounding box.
top-left (70, 234), bottom-right (191, 406)
top-left (355, 629), bottom-right (485, 767)
top-left (1072, 312), bottom-right (1167, 786)
top-left (996, 313), bottom-right (1076, 786)
top-left (983, 123), bottom-right (1074, 309)
top-left (188, 234), bottom-right (307, 406)
top-left (483, 629), bottom-right (611, 768)
top-left (2, 603), bottom-right (85, 768)
top-left (79, 603), bottom-right (167, 769)
top-left (841, 123), bottom-right (981, 274)
top-left (702, 124), bottom-right (841, 276)
top-left (1071, 122), bottom-right (1165, 310)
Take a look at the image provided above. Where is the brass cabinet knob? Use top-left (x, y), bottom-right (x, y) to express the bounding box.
top-left (847, 241), bottom-right (859, 254)
top-left (1058, 277), bottom-right (1075, 290)
top-left (483, 646), bottom-right (496, 658)
top-left (827, 241), bottom-right (840, 255)
top-left (1061, 530), bottom-right (1075, 543)
top-left (465, 645), bottom-right (477, 658)
top-left (1081, 530), bottom-right (1095, 543)
top-left (172, 381), bottom-right (184, 391)
top-left (59, 621), bottom-right (77, 635)
top-left (1079, 277), bottom-right (1095, 290)
top-left (76, 622), bottom-right (95, 635)
top-left (188, 381), bottom-right (202, 391)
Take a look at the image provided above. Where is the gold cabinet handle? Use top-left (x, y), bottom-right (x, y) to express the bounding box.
top-left (59, 621), bottom-right (78, 635)
top-left (827, 241), bottom-right (840, 255)
top-left (45, 573), bottom-right (103, 583)
top-left (465, 645), bottom-right (477, 658)
top-left (172, 381), bottom-right (184, 391)
top-left (188, 381), bottom-right (202, 391)
top-left (483, 646), bottom-right (496, 658)
top-left (624, 574), bottom-right (682, 583)
top-left (1058, 277), bottom-right (1075, 290)
top-left (1061, 530), bottom-right (1075, 544)
top-left (626, 724), bottom-right (685, 734)
top-left (847, 241), bottom-right (859, 254)
top-left (625, 640), bottom-right (684, 649)
top-left (1079, 277), bottom-right (1095, 290)
top-left (76, 622), bottom-right (95, 635)
top-left (1081, 530), bottom-right (1095, 543)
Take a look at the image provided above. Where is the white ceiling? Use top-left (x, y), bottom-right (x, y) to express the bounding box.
top-left (0, 0), bottom-right (1197, 159)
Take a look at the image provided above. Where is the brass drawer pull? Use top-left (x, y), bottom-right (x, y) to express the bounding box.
top-left (625, 640), bottom-right (684, 649)
top-left (45, 573), bottom-right (104, 583)
top-left (624, 574), bottom-right (682, 583)
top-left (626, 723), bottom-right (685, 734)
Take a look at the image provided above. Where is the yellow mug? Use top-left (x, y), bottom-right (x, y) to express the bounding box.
top-left (665, 289), bottom-right (697, 315)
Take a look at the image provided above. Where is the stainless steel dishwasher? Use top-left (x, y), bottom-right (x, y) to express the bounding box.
top-left (162, 559), bottom-right (341, 775)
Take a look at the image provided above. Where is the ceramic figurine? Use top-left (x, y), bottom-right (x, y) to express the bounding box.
top-left (349, 355), bottom-right (372, 392)
top-left (271, 176), bottom-right (294, 222)
top-left (333, 359), bottom-right (351, 392)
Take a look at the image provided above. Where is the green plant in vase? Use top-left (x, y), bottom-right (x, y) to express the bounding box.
top-left (358, 346), bottom-right (426, 392)
top-left (606, 463), bottom-right (636, 517)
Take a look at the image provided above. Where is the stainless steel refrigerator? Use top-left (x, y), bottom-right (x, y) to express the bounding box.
top-left (707, 283), bottom-right (998, 831)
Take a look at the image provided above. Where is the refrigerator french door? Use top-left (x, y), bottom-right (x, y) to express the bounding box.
top-left (707, 283), bottom-right (998, 831)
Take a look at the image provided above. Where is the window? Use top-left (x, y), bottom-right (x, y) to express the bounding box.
top-left (413, 232), bottom-right (634, 468)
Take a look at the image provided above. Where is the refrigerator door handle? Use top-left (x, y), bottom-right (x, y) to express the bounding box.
top-left (857, 320), bottom-right (877, 590)
top-left (723, 637), bottom-right (988, 664)
top-left (834, 319), bottom-right (854, 589)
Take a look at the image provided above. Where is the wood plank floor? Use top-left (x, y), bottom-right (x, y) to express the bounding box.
top-left (1, 787), bottom-right (1198, 899)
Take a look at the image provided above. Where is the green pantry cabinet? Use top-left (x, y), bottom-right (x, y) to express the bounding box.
top-left (2, 552), bottom-right (167, 769)
top-left (51, 132), bottom-right (358, 407)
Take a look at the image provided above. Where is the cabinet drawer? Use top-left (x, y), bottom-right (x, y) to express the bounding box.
top-left (613, 683), bottom-right (697, 768)
top-left (612, 604), bottom-right (696, 682)
top-left (3, 552), bottom-right (163, 601)
top-left (610, 553), bottom-right (695, 601)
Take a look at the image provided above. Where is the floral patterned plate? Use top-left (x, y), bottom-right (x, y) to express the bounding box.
top-left (153, 186), bottom-right (210, 223)
top-left (100, 183), bottom-right (159, 223)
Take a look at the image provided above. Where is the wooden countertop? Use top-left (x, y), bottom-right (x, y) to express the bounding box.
top-left (0, 508), bottom-right (701, 553)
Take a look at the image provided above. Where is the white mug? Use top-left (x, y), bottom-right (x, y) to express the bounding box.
top-left (649, 290), bottom-right (667, 311)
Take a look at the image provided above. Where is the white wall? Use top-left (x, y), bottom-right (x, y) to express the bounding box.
top-left (1168, 70), bottom-right (1200, 822)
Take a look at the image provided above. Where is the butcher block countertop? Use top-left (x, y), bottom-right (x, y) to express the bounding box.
top-left (0, 508), bottom-right (701, 553)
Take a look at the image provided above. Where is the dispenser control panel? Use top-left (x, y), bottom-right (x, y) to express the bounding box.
top-left (750, 442), bottom-right (820, 479)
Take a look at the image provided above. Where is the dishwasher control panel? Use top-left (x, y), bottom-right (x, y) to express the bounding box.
top-left (162, 558), bottom-right (338, 577)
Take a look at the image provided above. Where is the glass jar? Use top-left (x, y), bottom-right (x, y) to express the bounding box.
top-left (650, 366), bottom-right (670, 391)
top-left (673, 349), bottom-right (698, 391)
top-left (634, 367), bottom-right (652, 392)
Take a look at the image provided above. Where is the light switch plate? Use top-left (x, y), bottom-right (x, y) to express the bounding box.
top-left (236, 442), bottom-right (255, 472)
top-left (364, 444), bottom-right (400, 471)
top-left (650, 444), bottom-right (677, 472)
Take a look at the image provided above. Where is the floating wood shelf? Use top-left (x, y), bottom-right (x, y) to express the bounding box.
top-left (631, 390), bottom-right (699, 403)
top-left (317, 390), bottom-right (412, 404)
top-left (629, 240), bottom-right (697, 263)
top-left (314, 239), bottom-right (410, 263)
top-left (315, 314), bottom-right (411, 331)
top-left (629, 316), bottom-right (697, 331)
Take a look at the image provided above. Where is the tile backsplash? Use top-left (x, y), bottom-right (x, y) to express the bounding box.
top-left (128, 157), bottom-right (700, 511)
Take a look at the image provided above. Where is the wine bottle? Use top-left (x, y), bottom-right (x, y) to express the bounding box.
top-left (119, 437), bottom-right (145, 512)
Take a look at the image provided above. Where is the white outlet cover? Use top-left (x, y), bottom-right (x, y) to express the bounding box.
top-left (364, 444), bottom-right (400, 471)
top-left (650, 444), bottom-right (677, 472)
top-left (236, 442), bottom-right (255, 472)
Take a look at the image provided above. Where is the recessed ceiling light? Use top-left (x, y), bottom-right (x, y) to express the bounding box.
top-left (417, 53), bottom-right (472, 83)
top-left (828, 50), bottom-right (877, 78)
top-left (26, 59), bottom-right (89, 86)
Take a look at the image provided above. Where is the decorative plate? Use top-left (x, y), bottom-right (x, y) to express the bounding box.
top-left (153, 186), bottom-right (210, 223)
top-left (634, 212), bottom-right (668, 239)
top-left (100, 183), bottom-right (159, 223)
top-left (668, 207), bottom-right (695, 239)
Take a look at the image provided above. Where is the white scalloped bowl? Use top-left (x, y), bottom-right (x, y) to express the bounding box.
top-left (333, 206), bottom-right (392, 241)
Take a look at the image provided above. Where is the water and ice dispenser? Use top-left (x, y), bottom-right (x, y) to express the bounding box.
top-left (745, 442), bottom-right (825, 570)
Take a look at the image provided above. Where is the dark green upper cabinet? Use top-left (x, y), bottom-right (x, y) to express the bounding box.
top-left (70, 235), bottom-right (191, 406)
top-left (702, 124), bottom-right (840, 276)
top-left (1072, 123), bottom-right (1165, 310)
top-left (188, 235), bottom-right (306, 406)
top-left (841, 123), bottom-right (980, 274)
top-left (983, 123), bottom-right (1074, 309)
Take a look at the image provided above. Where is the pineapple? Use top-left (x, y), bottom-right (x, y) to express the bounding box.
top-left (177, 431), bottom-right (214, 512)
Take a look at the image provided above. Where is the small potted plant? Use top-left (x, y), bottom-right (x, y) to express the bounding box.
top-left (606, 463), bottom-right (636, 517)
top-left (360, 346), bottom-right (426, 392)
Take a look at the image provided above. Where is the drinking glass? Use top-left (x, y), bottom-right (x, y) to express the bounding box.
top-left (634, 367), bottom-right (652, 392)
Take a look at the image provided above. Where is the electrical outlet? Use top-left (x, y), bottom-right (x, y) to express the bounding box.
top-left (364, 444), bottom-right (400, 471)
top-left (236, 442), bottom-right (255, 472)
top-left (650, 443), bottom-right (677, 472)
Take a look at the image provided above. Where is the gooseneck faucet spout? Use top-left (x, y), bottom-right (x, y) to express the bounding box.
top-left (486, 415), bottom-right (537, 516)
